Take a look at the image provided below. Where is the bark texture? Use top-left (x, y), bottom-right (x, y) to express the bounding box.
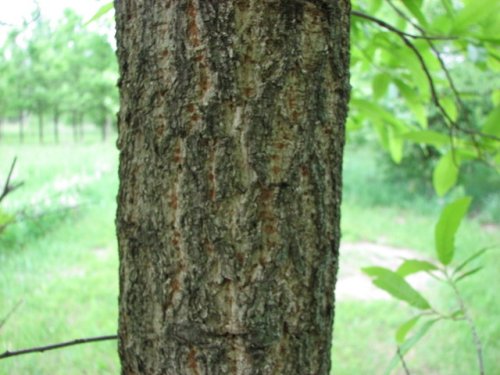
top-left (115, 1), bottom-right (350, 374)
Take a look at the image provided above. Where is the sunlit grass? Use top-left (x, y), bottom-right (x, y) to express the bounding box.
top-left (0, 140), bottom-right (120, 374)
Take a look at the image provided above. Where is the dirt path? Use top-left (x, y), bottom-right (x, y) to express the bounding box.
top-left (336, 242), bottom-right (434, 301)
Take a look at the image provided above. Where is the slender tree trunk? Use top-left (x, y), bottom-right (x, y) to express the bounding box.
top-left (38, 111), bottom-right (44, 144)
top-left (102, 116), bottom-right (108, 142)
top-left (115, 1), bottom-right (350, 374)
top-left (19, 111), bottom-right (24, 144)
top-left (78, 113), bottom-right (84, 142)
top-left (53, 107), bottom-right (60, 144)
top-left (72, 110), bottom-right (78, 143)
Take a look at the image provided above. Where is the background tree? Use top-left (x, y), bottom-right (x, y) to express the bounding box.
top-left (82, 32), bottom-right (119, 141)
top-left (0, 9), bottom-right (118, 144)
top-left (1, 30), bottom-right (31, 143)
top-left (0, 43), bottom-right (7, 140)
top-left (26, 17), bottom-right (52, 144)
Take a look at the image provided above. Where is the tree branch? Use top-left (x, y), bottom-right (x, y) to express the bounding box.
top-left (354, 5), bottom-right (500, 145)
top-left (447, 277), bottom-right (485, 375)
top-left (0, 300), bottom-right (23, 332)
top-left (387, 0), bottom-right (500, 164)
top-left (0, 157), bottom-right (24, 204)
top-left (351, 10), bottom-right (455, 41)
top-left (0, 0), bottom-right (40, 28)
top-left (0, 335), bottom-right (118, 360)
top-left (397, 346), bottom-right (411, 375)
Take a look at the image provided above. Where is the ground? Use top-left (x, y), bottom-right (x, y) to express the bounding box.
top-left (337, 242), bottom-right (433, 301)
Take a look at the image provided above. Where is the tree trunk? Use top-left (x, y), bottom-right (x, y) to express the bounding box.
top-left (78, 113), bottom-right (84, 142)
top-left (72, 110), bottom-right (78, 142)
top-left (102, 117), bottom-right (108, 142)
top-left (38, 111), bottom-right (44, 144)
top-left (53, 107), bottom-right (60, 144)
top-left (19, 111), bottom-right (24, 144)
top-left (115, 1), bottom-right (350, 374)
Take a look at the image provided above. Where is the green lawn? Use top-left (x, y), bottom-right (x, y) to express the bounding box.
top-left (0, 139), bottom-right (498, 374)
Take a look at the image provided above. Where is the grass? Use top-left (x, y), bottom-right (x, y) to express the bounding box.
top-left (0, 136), bottom-right (499, 374)
top-left (1, 139), bottom-right (120, 374)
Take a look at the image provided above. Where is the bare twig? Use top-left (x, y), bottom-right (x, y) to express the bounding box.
top-left (397, 346), bottom-right (411, 375)
top-left (0, 300), bottom-right (23, 332)
top-left (0, 157), bottom-right (24, 203)
top-left (351, 10), bottom-right (455, 41)
top-left (0, 334), bottom-right (118, 360)
top-left (447, 277), bottom-right (485, 375)
top-left (0, 0), bottom-right (40, 27)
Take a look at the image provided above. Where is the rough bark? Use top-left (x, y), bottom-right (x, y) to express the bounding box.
top-left (115, 1), bottom-right (350, 374)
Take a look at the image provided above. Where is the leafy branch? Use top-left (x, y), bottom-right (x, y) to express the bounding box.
top-left (351, 11), bottom-right (456, 41)
top-left (352, 8), bottom-right (500, 145)
top-left (363, 197), bottom-right (489, 374)
top-left (445, 272), bottom-right (485, 375)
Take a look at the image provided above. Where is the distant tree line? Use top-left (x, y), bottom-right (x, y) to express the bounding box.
top-left (0, 9), bottom-right (118, 143)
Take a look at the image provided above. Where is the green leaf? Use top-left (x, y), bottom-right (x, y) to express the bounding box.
top-left (440, 0), bottom-right (454, 17)
top-left (401, 0), bottom-right (428, 27)
top-left (492, 91), bottom-right (500, 106)
top-left (402, 130), bottom-right (450, 146)
top-left (441, 98), bottom-right (458, 122)
top-left (482, 106), bottom-right (500, 138)
top-left (395, 315), bottom-right (421, 344)
top-left (410, 102), bottom-right (427, 128)
top-left (455, 266), bottom-right (483, 283)
top-left (350, 98), bottom-right (408, 131)
top-left (385, 319), bottom-right (440, 375)
top-left (450, 309), bottom-right (464, 319)
top-left (85, 2), bottom-right (114, 26)
top-left (368, 0), bottom-right (383, 14)
top-left (394, 78), bottom-right (428, 128)
top-left (0, 208), bottom-right (14, 227)
top-left (394, 61), bottom-right (429, 99)
top-left (372, 73), bottom-right (391, 99)
top-left (433, 151), bottom-right (460, 197)
top-left (362, 267), bottom-right (431, 310)
top-left (397, 259), bottom-right (438, 277)
top-left (451, 1), bottom-right (500, 35)
top-left (388, 128), bottom-right (404, 164)
top-left (435, 197), bottom-right (472, 265)
top-left (454, 248), bottom-right (490, 276)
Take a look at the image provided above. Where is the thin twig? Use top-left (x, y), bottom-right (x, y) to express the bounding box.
top-left (0, 335), bottom-right (118, 360)
top-left (0, 157), bottom-right (24, 203)
top-left (397, 346), bottom-right (411, 375)
top-left (446, 274), bottom-right (485, 375)
top-left (0, 0), bottom-right (40, 27)
top-left (0, 300), bottom-right (23, 332)
top-left (351, 11), bottom-right (455, 41)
